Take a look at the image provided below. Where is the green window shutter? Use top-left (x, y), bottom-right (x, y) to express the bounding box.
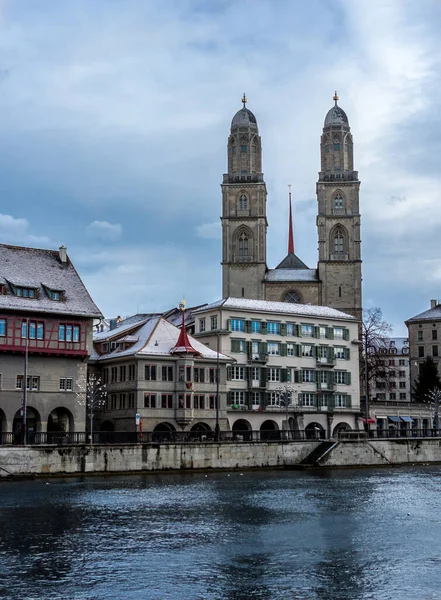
top-left (327, 327), bottom-right (334, 340)
top-left (280, 343), bottom-right (287, 357)
top-left (246, 341), bottom-right (252, 356)
top-left (226, 319), bottom-right (231, 332)
top-left (329, 394), bottom-right (335, 409)
top-left (297, 324), bottom-right (302, 337)
top-left (312, 370), bottom-right (317, 383)
top-left (261, 367), bottom-right (267, 384)
top-left (296, 344), bottom-right (302, 357)
top-left (329, 346), bottom-right (335, 360)
top-left (280, 323), bottom-right (287, 336)
top-left (328, 371), bottom-right (333, 385)
top-left (245, 320), bottom-right (252, 333)
top-left (261, 321), bottom-right (267, 334)
top-left (343, 328), bottom-right (350, 341)
top-left (231, 339), bottom-right (240, 352)
top-left (227, 366), bottom-right (232, 380)
top-left (345, 372), bottom-right (352, 385)
top-left (287, 369), bottom-right (292, 383)
top-left (294, 369), bottom-right (300, 383)
top-left (227, 391), bottom-right (232, 404)
top-left (346, 394), bottom-right (352, 407)
top-left (314, 326), bottom-right (320, 338)
top-left (281, 368), bottom-right (287, 383)
top-left (344, 348), bottom-right (350, 360)
top-left (311, 345), bottom-right (317, 357)
top-left (261, 341), bottom-right (268, 355)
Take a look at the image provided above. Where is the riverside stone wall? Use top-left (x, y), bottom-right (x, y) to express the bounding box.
top-left (1, 439), bottom-right (441, 478)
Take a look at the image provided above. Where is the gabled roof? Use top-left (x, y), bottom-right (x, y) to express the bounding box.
top-left (0, 244), bottom-right (102, 318)
top-left (92, 316), bottom-right (230, 361)
top-left (275, 253), bottom-right (309, 270)
top-left (194, 297), bottom-right (356, 321)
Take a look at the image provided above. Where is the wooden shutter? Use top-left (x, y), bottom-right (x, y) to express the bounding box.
top-left (345, 371), bottom-right (352, 385)
top-left (281, 368), bottom-right (287, 383)
top-left (314, 326), bottom-right (320, 338)
top-left (226, 318), bottom-right (231, 332)
top-left (261, 341), bottom-right (268, 355)
top-left (346, 394), bottom-right (352, 407)
top-left (280, 323), bottom-right (287, 336)
top-left (343, 328), bottom-right (350, 341)
top-left (294, 369), bottom-right (300, 383)
top-left (296, 324), bottom-right (302, 337)
top-left (261, 321), bottom-right (267, 334)
top-left (280, 343), bottom-right (287, 357)
top-left (344, 348), bottom-right (350, 360)
top-left (245, 320), bottom-right (252, 333)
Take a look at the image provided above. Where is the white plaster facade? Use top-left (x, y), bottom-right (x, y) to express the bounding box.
top-left (193, 298), bottom-right (361, 438)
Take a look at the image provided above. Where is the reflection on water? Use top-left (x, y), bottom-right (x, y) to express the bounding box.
top-left (1, 468), bottom-right (441, 599)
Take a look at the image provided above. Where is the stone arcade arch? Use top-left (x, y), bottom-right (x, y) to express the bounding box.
top-left (333, 422), bottom-right (352, 438)
top-left (305, 422), bottom-right (325, 440)
top-left (232, 418), bottom-right (252, 441)
top-left (47, 407), bottom-right (74, 434)
top-left (152, 422), bottom-right (176, 442)
top-left (13, 407), bottom-right (41, 444)
top-left (260, 420), bottom-right (280, 441)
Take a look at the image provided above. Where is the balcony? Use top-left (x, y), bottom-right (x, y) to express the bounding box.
top-left (316, 356), bottom-right (336, 368)
top-left (248, 352), bottom-right (268, 363)
top-left (175, 409), bottom-right (194, 426)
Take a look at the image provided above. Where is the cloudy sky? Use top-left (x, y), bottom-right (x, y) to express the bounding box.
top-left (0, 0), bottom-right (440, 334)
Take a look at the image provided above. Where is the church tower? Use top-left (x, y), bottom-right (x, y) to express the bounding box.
top-left (317, 93), bottom-right (362, 319)
top-left (221, 95), bottom-right (268, 299)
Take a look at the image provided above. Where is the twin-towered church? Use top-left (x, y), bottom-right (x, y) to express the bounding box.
top-left (221, 93), bottom-right (362, 320)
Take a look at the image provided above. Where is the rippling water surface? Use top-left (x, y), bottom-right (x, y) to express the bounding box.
top-left (1, 467), bottom-right (441, 599)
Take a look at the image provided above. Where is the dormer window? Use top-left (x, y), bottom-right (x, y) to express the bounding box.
top-left (16, 287), bottom-right (36, 298)
top-left (42, 284), bottom-right (64, 301)
top-left (0, 284), bottom-right (5, 295)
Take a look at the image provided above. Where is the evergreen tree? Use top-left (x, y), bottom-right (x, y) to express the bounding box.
top-left (413, 356), bottom-right (441, 402)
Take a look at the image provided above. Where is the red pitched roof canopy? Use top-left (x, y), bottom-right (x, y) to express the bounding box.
top-left (170, 303), bottom-right (199, 355)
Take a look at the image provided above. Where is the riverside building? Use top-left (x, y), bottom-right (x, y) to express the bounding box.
top-left (193, 297), bottom-right (361, 438)
top-left (0, 244), bottom-right (102, 438)
top-left (90, 310), bottom-right (231, 437)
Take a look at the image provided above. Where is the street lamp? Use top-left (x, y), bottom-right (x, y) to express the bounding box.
top-left (214, 329), bottom-right (220, 442)
top-left (76, 374), bottom-right (107, 444)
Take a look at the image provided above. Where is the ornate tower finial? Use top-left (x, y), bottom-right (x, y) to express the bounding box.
top-left (333, 90), bottom-right (339, 104)
top-left (288, 184), bottom-right (294, 255)
top-left (179, 299), bottom-right (186, 312)
top-left (242, 93), bottom-right (247, 107)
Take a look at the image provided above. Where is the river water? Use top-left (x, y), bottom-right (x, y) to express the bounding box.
top-left (1, 467), bottom-right (441, 600)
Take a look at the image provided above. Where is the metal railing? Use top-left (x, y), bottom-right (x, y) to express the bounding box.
top-left (339, 428), bottom-right (441, 440)
top-left (0, 429), bottom-right (325, 446)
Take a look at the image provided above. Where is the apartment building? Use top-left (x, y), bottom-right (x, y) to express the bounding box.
top-left (193, 298), bottom-right (361, 438)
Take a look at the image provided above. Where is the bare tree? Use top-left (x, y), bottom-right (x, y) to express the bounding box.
top-left (76, 373), bottom-right (107, 444)
top-left (360, 308), bottom-right (393, 426)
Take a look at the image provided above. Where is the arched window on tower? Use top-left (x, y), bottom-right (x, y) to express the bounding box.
top-left (239, 194), bottom-right (248, 210)
top-left (333, 228), bottom-right (345, 254)
top-left (238, 232), bottom-right (249, 258)
top-left (334, 193), bottom-right (344, 209)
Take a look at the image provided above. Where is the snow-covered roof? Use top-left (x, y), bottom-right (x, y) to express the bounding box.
top-left (265, 268), bottom-right (319, 282)
top-left (93, 314), bottom-right (156, 341)
top-left (0, 244), bottom-right (102, 318)
top-left (194, 297), bottom-right (356, 321)
top-left (406, 305), bottom-right (441, 323)
top-left (92, 316), bottom-right (230, 361)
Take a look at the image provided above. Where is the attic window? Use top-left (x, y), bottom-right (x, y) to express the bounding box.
top-left (102, 342), bottom-right (109, 353)
top-left (16, 287), bottom-right (37, 298)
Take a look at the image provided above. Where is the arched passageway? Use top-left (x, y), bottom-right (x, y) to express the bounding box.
top-left (260, 420), bottom-right (280, 441)
top-left (13, 407), bottom-right (41, 444)
top-left (232, 419), bottom-right (252, 441)
top-left (305, 422), bottom-right (325, 440)
top-left (152, 422), bottom-right (176, 442)
top-left (333, 422), bottom-right (352, 437)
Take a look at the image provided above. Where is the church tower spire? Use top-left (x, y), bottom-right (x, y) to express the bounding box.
top-left (288, 184), bottom-right (294, 255)
top-left (317, 92), bottom-right (362, 319)
top-left (221, 96), bottom-right (268, 299)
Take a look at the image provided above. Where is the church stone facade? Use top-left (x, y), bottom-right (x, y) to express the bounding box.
top-left (221, 93), bottom-right (362, 320)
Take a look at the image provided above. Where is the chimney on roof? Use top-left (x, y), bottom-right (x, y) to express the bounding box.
top-left (59, 245), bottom-right (67, 264)
top-left (431, 299), bottom-right (438, 309)
top-left (109, 319), bottom-right (117, 330)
